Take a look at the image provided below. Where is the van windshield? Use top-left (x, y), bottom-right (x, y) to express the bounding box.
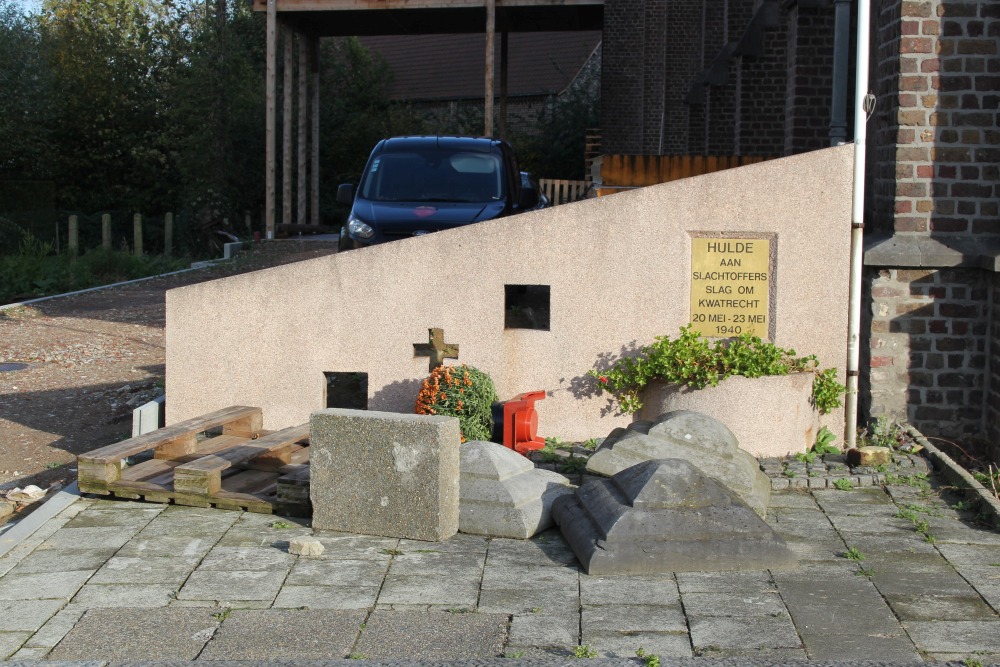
top-left (361, 150), bottom-right (504, 203)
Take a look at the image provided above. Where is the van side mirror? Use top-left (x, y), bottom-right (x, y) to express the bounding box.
top-left (518, 185), bottom-right (539, 210)
top-left (336, 183), bottom-right (355, 206)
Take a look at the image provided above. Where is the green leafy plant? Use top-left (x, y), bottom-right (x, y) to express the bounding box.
top-left (843, 547), bottom-right (865, 561)
top-left (833, 478), bottom-right (855, 491)
top-left (348, 654), bottom-right (367, 660)
top-left (505, 652), bottom-right (525, 659)
top-left (813, 426), bottom-right (840, 454)
top-left (858, 415), bottom-right (906, 449)
top-left (856, 566), bottom-right (875, 578)
top-left (212, 607), bottom-right (232, 622)
top-left (589, 326), bottom-right (844, 415)
top-left (270, 520), bottom-right (293, 529)
top-left (571, 645), bottom-right (598, 658)
top-left (963, 659), bottom-right (983, 667)
top-left (415, 364), bottom-right (498, 442)
top-left (380, 548), bottom-right (403, 556)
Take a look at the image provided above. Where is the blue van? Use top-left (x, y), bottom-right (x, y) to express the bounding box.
top-left (336, 136), bottom-right (540, 251)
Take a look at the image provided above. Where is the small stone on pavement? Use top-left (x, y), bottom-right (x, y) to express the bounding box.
top-left (288, 536), bottom-right (324, 557)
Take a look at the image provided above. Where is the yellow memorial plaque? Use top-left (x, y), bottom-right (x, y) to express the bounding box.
top-left (690, 237), bottom-right (771, 337)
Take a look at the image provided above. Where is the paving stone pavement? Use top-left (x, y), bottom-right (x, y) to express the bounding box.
top-left (0, 480), bottom-right (999, 663)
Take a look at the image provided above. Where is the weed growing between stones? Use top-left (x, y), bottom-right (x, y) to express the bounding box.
top-left (571, 645), bottom-right (598, 658)
top-left (843, 547), bottom-right (866, 561)
top-left (833, 478), bottom-right (855, 491)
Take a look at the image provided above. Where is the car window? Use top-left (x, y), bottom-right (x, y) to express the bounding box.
top-left (361, 150), bottom-right (503, 203)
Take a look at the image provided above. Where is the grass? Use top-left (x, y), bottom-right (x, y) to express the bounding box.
top-left (833, 478), bottom-right (855, 491)
top-left (571, 645), bottom-right (598, 658)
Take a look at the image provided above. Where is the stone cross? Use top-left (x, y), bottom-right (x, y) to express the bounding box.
top-left (413, 328), bottom-right (459, 373)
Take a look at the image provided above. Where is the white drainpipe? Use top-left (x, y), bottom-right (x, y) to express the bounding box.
top-left (845, 0), bottom-right (873, 449)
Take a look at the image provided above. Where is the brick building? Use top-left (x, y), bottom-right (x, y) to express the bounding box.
top-left (600, 0), bottom-right (998, 449)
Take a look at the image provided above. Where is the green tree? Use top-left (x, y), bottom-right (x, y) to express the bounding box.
top-left (0, 0), bottom-right (54, 182)
top-left (37, 0), bottom-right (177, 211)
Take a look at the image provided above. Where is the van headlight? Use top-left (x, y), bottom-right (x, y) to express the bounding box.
top-left (347, 214), bottom-right (374, 239)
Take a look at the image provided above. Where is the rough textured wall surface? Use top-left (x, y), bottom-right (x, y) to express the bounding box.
top-left (166, 147), bottom-right (853, 454)
top-left (864, 0), bottom-right (998, 440)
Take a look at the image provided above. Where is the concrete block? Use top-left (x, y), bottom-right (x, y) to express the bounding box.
top-left (288, 536), bottom-right (325, 557)
top-left (131, 395), bottom-right (165, 437)
top-left (554, 459), bottom-right (797, 575)
top-left (459, 440), bottom-right (574, 539)
top-left (310, 409), bottom-right (461, 542)
top-left (847, 446), bottom-right (892, 467)
top-left (587, 411), bottom-right (771, 516)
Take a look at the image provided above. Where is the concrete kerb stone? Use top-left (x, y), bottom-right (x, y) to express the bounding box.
top-left (908, 426), bottom-right (1000, 530)
top-left (0, 482), bottom-right (82, 559)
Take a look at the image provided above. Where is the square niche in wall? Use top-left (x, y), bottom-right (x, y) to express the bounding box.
top-left (505, 284), bottom-right (550, 330)
top-left (324, 372), bottom-right (368, 410)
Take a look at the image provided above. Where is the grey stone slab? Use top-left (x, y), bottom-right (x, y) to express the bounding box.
top-left (680, 591), bottom-right (788, 618)
top-left (767, 490), bottom-right (819, 509)
top-left (22, 605), bottom-right (86, 648)
top-left (936, 542), bottom-right (1000, 569)
top-left (6, 547), bottom-right (119, 575)
top-left (352, 610), bottom-right (509, 659)
top-left (197, 545), bottom-right (296, 571)
top-left (0, 570), bottom-right (93, 600)
top-left (924, 652), bottom-right (1000, 663)
top-left (62, 507), bottom-right (162, 528)
top-left (481, 563), bottom-right (580, 590)
top-left (387, 550), bottom-right (485, 578)
top-left (801, 630), bottom-right (920, 661)
top-left (812, 486), bottom-right (896, 508)
top-left (583, 630), bottom-right (693, 658)
top-left (485, 531), bottom-right (578, 567)
top-left (695, 646), bottom-right (809, 659)
top-left (39, 526), bottom-right (139, 550)
top-left (309, 534), bottom-right (400, 559)
top-left (975, 583), bottom-right (1000, 611)
top-left (0, 632), bottom-right (31, 659)
top-left (773, 574), bottom-right (903, 636)
top-left (272, 585), bottom-right (379, 609)
top-left (116, 534), bottom-right (221, 558)
top-left (688, 615), bottom-right (802, 650)
top-left (928, 521), bottom-right (1000, 545)
top-left (903, 620), bottom-right (1000, 653)
top-left (825, 514), bottom-right (917, 533)
top-left (89, 555), bottom-right (200, 585)
top-left (675, 570), bottom-right (774, 594)
top-left (837, 532), bottom-right (940, 555)
top-left (378, 574), bottom-right (480, 607)
top-left (886, 593), bottom-right (1000, 621)
top-left (11, 644), bottom-right (51, 659)
top-left (310, 409), bottom-right (461, 541)
top-left (780, 536), bottom-right (854, 562)
top-left (175, 569), bottom-right (287, 602)
top-left (581, 604), bottom-right (687, 634)
top-left (284, 557), bottom-right (389, 588)
top-left (477, 586), bottom-right (579, 614)
top-left (198, 608), bottom-right (367, 659)
top-left (71, 583), bottom-right (177, 607)
top-left (47, 607), bottom-right (220, 660)
top-left (870, 565), bottom-right (979, 596)
top-left (397, 531), bottom-right (489, 554)
top-left (0, 599), bottom-right (65, 632)
top-left (580, 574), bottom-right (679, 606)
top-left (507, 612), bottom-right (579, 647)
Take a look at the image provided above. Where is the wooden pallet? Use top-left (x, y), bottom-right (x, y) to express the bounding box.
top-left (77, 406), bottom-right (312, 516)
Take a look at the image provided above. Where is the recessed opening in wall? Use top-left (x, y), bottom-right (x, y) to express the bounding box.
top-left (505, 284), bottom-right (550, 330)
top-left (323, 372), bottom-right (368, 409)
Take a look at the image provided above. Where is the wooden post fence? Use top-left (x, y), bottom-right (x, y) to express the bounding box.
top-left (102, 214), bottom-right (112, 250)
top-left (133, 213), bottom-right (143, 256)
top-left (68, 215), bottom-right (79, 255)
top-left (164, 212), bottom-right (173, 256)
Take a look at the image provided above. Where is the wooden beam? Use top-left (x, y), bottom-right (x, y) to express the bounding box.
top-left (310, 35), bottom-right (320, 226)
top-left (297, 34), bottom-right (308, 226)
top-left (484, 0), bottom-right (495, 137)
top-left (266, 0), bottom-right (277, 239)
top-left (282, 25), bottom-right (293, 227)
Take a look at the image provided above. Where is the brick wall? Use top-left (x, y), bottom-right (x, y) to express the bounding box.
top-left (784, 4), bottom-right (837, 153)
top-left (735, 6), bottom-right (789, 155)
top-left (863, 267), bottom-right (989, 436)
top-left (864, 0), bottom-right (999, 441)
top-left (602, 0), bottom-right (646, 154)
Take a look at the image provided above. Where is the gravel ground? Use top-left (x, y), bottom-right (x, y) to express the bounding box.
top-left (0, 240), bottom-right (338, 513)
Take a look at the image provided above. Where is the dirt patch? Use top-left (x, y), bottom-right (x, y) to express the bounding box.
top-left (0, 240), bottom-right (338, 512)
